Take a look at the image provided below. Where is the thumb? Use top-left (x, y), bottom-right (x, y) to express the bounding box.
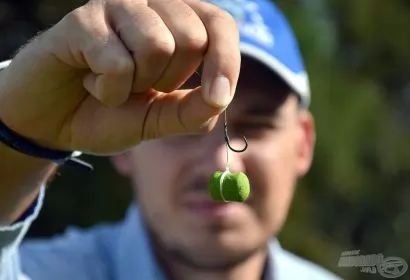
top-left (142, 86), bottom-right (231, 139)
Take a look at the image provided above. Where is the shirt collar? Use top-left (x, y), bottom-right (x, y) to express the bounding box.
top-left (114, 206), bottom-right (165, 280)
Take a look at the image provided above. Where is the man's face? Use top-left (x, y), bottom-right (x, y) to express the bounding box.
top-left (112, 57), bottom-right (315, 269)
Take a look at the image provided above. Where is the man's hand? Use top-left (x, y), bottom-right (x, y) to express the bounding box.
top-left (0, 0), bottom-right (240, 155)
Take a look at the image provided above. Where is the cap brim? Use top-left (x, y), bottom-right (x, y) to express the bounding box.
top-left (240, 42), bottom-right (310, 108)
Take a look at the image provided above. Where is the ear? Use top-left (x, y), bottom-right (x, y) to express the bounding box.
top-left (296, 109), bottom-right (316, 177)
top-left (110, 152), bottom-right (133, 177)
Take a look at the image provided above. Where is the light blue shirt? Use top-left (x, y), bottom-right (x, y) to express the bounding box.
top-left (0, 186), bottom-right (342, 280)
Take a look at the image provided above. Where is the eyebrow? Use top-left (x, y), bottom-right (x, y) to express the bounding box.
top-left (239, 104), bottom-right (282, 121)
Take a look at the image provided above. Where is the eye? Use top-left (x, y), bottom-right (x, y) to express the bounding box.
top-left (233, 122), bottom-right (277, 137)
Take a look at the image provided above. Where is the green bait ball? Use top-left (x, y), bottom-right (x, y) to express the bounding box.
top-left (208, 170), bottom-right (250, 202)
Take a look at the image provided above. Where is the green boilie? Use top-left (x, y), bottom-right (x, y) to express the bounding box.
top-left (208, 170), bottom-right (250, 202)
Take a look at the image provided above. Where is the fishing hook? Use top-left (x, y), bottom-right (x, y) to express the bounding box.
top-left (223, 112), bottom-right (248, 153)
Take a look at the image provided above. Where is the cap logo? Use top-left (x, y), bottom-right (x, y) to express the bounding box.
top-left (206, 0), bottom-right (275, 48)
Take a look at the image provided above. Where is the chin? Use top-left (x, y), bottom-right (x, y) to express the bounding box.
top-left (167, 233), bottom-right (266, 270)
top-left (185, 222), bottom-right (259, 252)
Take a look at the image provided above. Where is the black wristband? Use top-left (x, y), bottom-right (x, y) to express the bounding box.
top-left (0, 120), bottom-right (93, 171)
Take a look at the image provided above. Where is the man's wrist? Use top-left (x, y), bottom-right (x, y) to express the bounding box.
top-left (0, 141), bottom-right (58, 187)
top-left (0, 142), bottom-right (57, 224)
top-left (0, 114), bottom-right (91, 171)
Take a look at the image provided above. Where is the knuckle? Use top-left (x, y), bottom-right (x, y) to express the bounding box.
top-left (66, 6), bottom-right (109, 43)
top-left (223, 51), bottom-right (240, 68)
top-left (110, 55), bottom-right (134, 74)
top-left (104, 0), bottom-right (127, 6)
top-left (179, 28), bottom-right (208, 51)
top-left (203, 6), bottom-right (235, 26)
top-left (64, 7), bottom-right (87, 29)
top-left (144, 31), bottom-right (175, 57)
top-left (66, 5), bottom-right (98, 29)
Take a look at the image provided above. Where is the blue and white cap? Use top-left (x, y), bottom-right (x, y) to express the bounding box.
top-left (206, 0), bottom-right (311, 107)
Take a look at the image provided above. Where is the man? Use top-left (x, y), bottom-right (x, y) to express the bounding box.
top-left (0, 0), bottom-right (341, 279)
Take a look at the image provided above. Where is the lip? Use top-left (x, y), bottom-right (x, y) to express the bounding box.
top-left (182, 195), bottom-right (247, 219)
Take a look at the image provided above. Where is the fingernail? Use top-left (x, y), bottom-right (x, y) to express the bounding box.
top-left (204, 76), bottom-right (232, 108)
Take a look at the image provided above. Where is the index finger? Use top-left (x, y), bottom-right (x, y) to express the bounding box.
top-left (185, 0), bottom-right (241, 109)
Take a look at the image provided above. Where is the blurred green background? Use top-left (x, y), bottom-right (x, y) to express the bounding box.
top-left (1, 0), bottom-right (410, 279)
